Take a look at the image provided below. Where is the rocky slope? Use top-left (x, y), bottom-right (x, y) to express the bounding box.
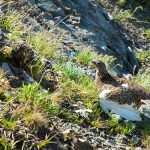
top-left (0, 0), bottom-right (150, 150)
top-left (12, 0), bottom-right (142, 76)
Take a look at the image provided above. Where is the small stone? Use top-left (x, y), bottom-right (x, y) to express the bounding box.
top-left (74, 138), bottom-right (94, 150)
top-left (116, 134), bottom-right (128, 145)
top-left (100, 131), bottom-right (106, 138)
top-left (2, 62), bottom-right (13, 76)
top-left (111, 114), bottom-right (122, 120)
top-left (132, 135), bottom-right (141, 144)
top-left (22, 71), bottom-right (34, 84)
top-left (104, 139), bottom-right (116, 146)
top-left (134, 147), bottom-right (143, 150)
top-left (62, 128), bottom-right (74, 135)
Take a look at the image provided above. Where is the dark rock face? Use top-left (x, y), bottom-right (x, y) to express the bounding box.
top-left (23, 0), bottom-right (140, 76)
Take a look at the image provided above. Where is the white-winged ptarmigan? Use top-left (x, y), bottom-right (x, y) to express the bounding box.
top-left (92, 59), bottom-right (150, 121)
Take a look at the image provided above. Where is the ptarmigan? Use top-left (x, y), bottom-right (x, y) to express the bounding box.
top-left (92, 59), bottom-right (150, 121)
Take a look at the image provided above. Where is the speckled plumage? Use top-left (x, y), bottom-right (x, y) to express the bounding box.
top-left (92, 60), bottom-right (150, 120)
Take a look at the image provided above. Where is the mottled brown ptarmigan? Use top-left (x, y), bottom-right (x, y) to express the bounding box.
top-left (92, 59), bottom-right (150, 121)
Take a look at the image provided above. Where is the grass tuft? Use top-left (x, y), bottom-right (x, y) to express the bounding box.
top-left (26, 32), bottom-right (61, 59)
top-left (116, 0), bottom-right (127, 6)
top-left (108, 118), bottom-right (136, 135)
top-left (133, 69), bottom-right (150, 91)
top-left (145, 29), bottom-right (150, 39)
top-left (113, 10), bottom-right (133, 22)
top-left (134, 50), bottom-right (150, 90)
top-left (76, 47), bottom-right (98, 66)
top-left (62, 62), bottom-right (84, 81)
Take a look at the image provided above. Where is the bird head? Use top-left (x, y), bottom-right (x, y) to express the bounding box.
top-left (92, 59), bottom-right (108, 74)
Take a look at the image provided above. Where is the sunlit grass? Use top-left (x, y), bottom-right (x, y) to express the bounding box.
top-left (134, 50), bottom-right (150, 91)
top-left (0, 1), bottom-right (150, 149)
top-left (116, 0), bottom-right (127, 6)
top-left (76, 47), bottom-right (98, 66)
top-left (108, 118), bottom-right (136, 135)
top-left (133, 69), bottom-right (150, 91)
top-left (62, 62), bottom-right (84, 81)
top-left (26, 32), bottom-right (61, 59)
top-left (113, 10), bottom-right (133, 22)
top-left (145, 29), bottom-right (150, 39)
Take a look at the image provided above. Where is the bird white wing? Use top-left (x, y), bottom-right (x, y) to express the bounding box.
top-left (100, 100), bottom-right (142, 121)
top-left (99, 90), bottom-right (142, 121)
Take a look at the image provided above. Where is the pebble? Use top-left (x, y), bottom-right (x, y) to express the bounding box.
top-left (132, 135), bottom-right (141, 144)
top-left (2, 62), bottom-right (13, 76)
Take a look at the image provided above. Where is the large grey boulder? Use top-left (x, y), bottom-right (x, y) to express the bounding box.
top-left (25, 0), bottom-right (140, 76)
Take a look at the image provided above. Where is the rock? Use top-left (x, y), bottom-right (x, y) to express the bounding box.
top-left (111, 114), bottom-right (122, 120)
top-left (0, 30), bottom-right (8, 47)
top-left (116, 134), bottom-right (128, 145)
top-left (22, 70), bottom-right (35, 84)
top-left (62, 129), bottom-right (74, 135)
top-left (132, 135), bottom-right (141, 144)
top-left (26, 0), bottom-right (36, 6)
top-left (23, 17), bottom-right (41, 32)
top-left (46, 19), bottom-right (55, 28)
top-left (104, 139), bottom-right (116, 146)
top-left (134, 147), bottom-right (145, 150)
top-left (2, 62), bottom-right (13, 76)
top-left (100, 131), bottom-right (106, 139)
top-left (18, 0), bottom-right (142, 75)
top-left (57, 142), bottom-right (69, 150)
top-left (74, 138), bottom-right (94, 150)
top-left (75, 108), bottom-right (92, 118)
top-left (139, 104), bottom-right (150, 118)
top-left (37, 1), bottom-right (65, 17)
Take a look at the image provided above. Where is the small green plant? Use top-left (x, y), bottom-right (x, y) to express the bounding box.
top-left (134, 50), bottom-right (150, 90)
top-left (0, 69), bottom-right (4, 80)
top-left (138, 118), bottom-right (150, 149)
top-left (76, 47), bottom-right (98, 65)
top-left (0, 10), bottom-right (26, 41)
top-left (37, 135), bottom-right (56, 149)
top-left (0, 135), bottom-right (17, 150)
top-left (23, 111), bottom-right (48, 127)
top-left (17, 83), bottom-right (59, 123)
top-left (19, 83), bottom-right (45, 103)
top-left (29, 58), bottom-right (45, 80)
top-left (113, 10), bottom-right (133, 22)
top-left (26, 32), bottom-right (61, 59)
top-left (136, 50), bottom-right (150, 64)
top-left (1, 117), bottom-right (17, 130)
top-left (62, 62), bottom-right (84, 81)
top-left (91, 119), bottom-right (103, 128)
top-left (60, 109), bottom-right (83, 125)
top-left (116, 121), bottom-right (136, 135)
top-left (78, 75), bottom-right (94, 88)
top-left (133, 69), bottom-right (150, 91)
top-left (108, 117), bottom-right (119, 127)
top-left (116, 0), bottom-right (127, 6)
top-left (0, 11), bottom-right (22, 30)
top-left (108, 118), bottom-right (136, 135)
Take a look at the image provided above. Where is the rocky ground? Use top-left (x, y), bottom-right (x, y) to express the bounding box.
top-left (99, 0), bottom-right (150, 67)
top-left (0, 0), bottom-right (150, 150)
